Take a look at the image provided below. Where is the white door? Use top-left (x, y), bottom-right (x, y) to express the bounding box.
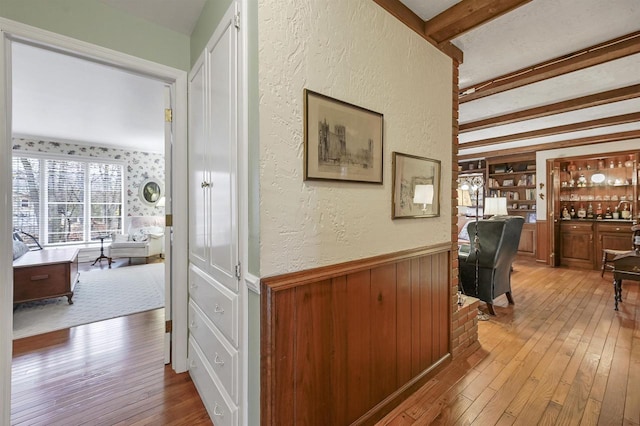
top-left (205, 18), bottom-right (239, 293)
top-left (188, 8), bottom-right (239, 291)
top-left (188, 57), bottom-right (209, 269)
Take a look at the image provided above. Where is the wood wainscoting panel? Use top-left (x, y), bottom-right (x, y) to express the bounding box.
top-left (261, 245), bottom-right (452, 425)
top-left (536, 220), bottom-right (549, 263)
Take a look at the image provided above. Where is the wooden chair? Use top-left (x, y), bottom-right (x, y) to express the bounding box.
top-left (601, 224), bottom-right (640, 277)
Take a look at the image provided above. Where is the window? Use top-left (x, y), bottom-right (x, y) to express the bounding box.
top-left (12, 155), bottom-right (124, 246)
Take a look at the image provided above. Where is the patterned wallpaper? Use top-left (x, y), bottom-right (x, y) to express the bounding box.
top-left (12, 138), bottom-right (165, 217)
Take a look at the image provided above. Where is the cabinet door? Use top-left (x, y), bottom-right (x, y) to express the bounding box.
top-left (560, 224), bottom-right (594, 268)
top-left (518, 223), bottom-right (536, 256)
top-left (205, 14), bottom-right (239, 293)
top-left (596, 225), bottom-right (633, 270)
top-left (188, 57), bottom-right (209, 268)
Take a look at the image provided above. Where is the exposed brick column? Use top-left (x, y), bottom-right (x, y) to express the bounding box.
top-left (450, 58), bottom-right (480, 359)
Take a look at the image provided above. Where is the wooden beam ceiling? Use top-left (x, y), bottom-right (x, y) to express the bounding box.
top-left (457, 130), bottom-right (640, 160)
top-left (460, 112), bottom-right (640, 149)
top-left (460, 31), bottom-right (640, 103)
top-left (460, 84), bottom-right (640, 132)
top-left (424, 0), bottom-right (532, 44)
top-left (372, 0), bottom-right (463, 62)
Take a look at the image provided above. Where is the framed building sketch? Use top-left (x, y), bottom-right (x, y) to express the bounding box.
top-left (304, 89), bottom-right (383, 183)
top-left (392, 152), bottom-right (441, 219)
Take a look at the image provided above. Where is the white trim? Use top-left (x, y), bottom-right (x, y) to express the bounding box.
top-left (238, 1), bottom-right (251, 424)
top-left (0, 31), bottom-right (14, 426)
top-left (0, 19), bottom-right (190, 423)
top-left (244, 273), bottom-right (260, 294)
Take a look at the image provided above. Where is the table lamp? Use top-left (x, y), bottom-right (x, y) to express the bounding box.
top-left (413, 184), bottom-right (434, 213)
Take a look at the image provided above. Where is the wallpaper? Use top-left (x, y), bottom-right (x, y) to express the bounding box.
top-left (12, 137), bottom-right (165, 217)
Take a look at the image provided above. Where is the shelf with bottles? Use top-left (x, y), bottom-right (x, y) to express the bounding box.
top-left (559, 201), bottom-right (633, 221)
top-left (555, 151), bottom-right (638, 222)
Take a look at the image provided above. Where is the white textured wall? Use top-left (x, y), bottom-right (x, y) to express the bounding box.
top-left (258, 0), bottom-right (452, 277)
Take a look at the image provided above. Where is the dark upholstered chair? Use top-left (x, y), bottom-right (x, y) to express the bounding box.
top-left (458, 215), bottom-right (524, 315)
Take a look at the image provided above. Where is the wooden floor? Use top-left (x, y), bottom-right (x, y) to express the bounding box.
top-left (11, 309), bottom-right (212, 425)
top-left (378, 260), bottom-right (640, 425)
top-left (12, 260), bottom-right (639, 425)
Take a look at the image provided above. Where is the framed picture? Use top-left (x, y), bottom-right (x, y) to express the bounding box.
top-left (392, 152), bottom-right (441, 219)
top-left (304, 89), bottom-right (383, 183)
top-left (526, 213), bottom-right (537, 223)
top-left (139, 178), bottom-right (162, 205)
top-left (502, 179), bottom-right (514, 187)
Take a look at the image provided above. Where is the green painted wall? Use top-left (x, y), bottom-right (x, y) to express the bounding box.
top-left (0, 0), bottom-right (190, 70)
top-left (190, 0), bottom-right (234, 67)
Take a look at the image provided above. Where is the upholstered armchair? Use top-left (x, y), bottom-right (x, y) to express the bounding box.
top-left (458, 215), bottom-right (524, 315)
top-left (107, 216), bottom-right (165, 267)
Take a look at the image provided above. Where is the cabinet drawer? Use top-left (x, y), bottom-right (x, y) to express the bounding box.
top-left (189, 301), bottom-right (238, 403)
top-left (189, 264), bottom-right (238, 346)
top-left (597, 222), bottom-right (634, 234)
top-left (561, 222), bottom-right (593, 232)
top-left (189, 338), bottom-right (238, 426)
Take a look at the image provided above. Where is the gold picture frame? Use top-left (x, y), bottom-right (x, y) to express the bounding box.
top-left (392, 152), bottom-right (441, 219)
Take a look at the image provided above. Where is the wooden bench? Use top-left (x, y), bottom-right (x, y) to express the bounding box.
top-left (13, 248), bottom-right (80, 305)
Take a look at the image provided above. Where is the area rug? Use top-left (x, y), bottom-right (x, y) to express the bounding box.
top-left (13, 262), bottom-right (164, 339)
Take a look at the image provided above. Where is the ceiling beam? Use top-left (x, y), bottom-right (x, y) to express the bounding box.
top-left (457, 130), bottom-right (640, 160)
top-left (460, 84), bottom-right (640, 132)
top-left (460, 30), bottom-right (640, 103)
top-left (372, 0), bottom-right (463, 63)
top-left (461, 112), bottom-right (640, 148)
top-left (425, 0), bottom-right (532, 44)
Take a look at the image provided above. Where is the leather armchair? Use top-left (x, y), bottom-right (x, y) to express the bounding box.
top-left (458, 215), bottom-right (524, 315)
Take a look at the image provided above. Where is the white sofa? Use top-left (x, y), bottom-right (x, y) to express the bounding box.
top-left (107, 216), bottom-right (165, 267)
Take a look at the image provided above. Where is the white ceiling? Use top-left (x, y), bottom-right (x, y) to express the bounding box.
top-left (11, 0), bottom-right (640, 158)
top-left (12, 42), bottom-right (166, 153)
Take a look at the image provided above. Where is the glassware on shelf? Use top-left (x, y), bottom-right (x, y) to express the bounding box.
top-left (624, 155), bottom-right (634, 168)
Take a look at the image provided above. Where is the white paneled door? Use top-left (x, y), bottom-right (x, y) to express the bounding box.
top-left (188, 2), bottom-right (242, 425)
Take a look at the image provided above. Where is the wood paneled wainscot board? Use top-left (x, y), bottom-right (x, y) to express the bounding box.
top-left (261, 244), bottom-right (454, 425)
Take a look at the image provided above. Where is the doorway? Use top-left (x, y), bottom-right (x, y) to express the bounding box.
top-left (0, 22), bottom-right (189, 423)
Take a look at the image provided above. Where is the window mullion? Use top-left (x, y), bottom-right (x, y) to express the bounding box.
top-left (41, 158), bottom-right (47, 245)
top-left (85, 163), bottom-right (90, 243)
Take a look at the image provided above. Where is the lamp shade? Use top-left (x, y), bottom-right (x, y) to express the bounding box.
top-left (156, 196), bottom-right (166, 207)
top-left (484, 196), bottom-right (507, 216)
top-left (413, 184), bottom-right (434, 205)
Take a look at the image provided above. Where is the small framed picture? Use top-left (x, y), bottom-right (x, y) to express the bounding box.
top-left (526, 213), bottom-right (537, 223)
top-left (502, 179), bottom-right (514, 187)
top-left (392, 152), bottom-right (441, 219)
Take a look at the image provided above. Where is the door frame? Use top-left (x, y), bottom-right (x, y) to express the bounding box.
top-left (0, 18), bottom-right (190, 424)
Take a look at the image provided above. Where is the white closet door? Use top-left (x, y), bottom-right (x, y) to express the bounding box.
top-left (188, 57), bottom-right (209, 268)
top-left (206, 15), bottom-right (239, 293)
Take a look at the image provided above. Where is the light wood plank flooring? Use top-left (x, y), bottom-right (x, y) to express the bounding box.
top-left (11, 309), bottom-right (212, 425)
top-left (378, 260), bottom-right (640, 425)
top-left (12, 260), bottom-right (639, 425)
